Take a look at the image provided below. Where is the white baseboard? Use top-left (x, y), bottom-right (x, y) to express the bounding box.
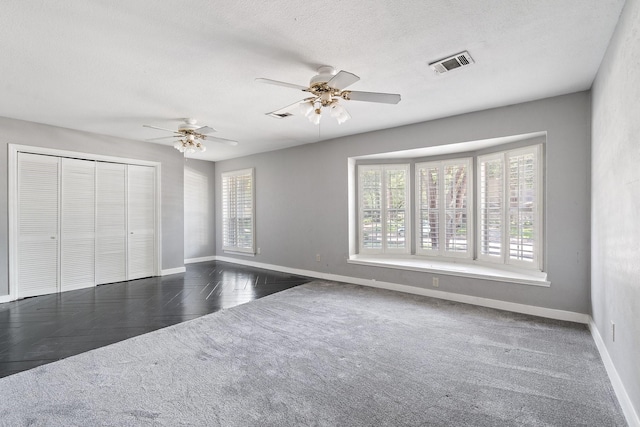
top-left (0, 295), bottom-right (13, 304)
top-left (214, 256), bottom-right (589, 324)
top-left (160, 267), bottom-right (186, 276)
top-left (185, 256), bottom-right (216, 264)
top-left (589, 318), bottom-right (640, 427)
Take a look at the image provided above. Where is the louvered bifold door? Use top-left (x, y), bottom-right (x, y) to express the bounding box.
top-left (17, 153), bottom-right (60, 298)
top-left (127, 165), bottom-right (156, 280)
top-left (59, 158), bottom-right (96, 292)
top-left (96, 162), bottom-right (127, 285)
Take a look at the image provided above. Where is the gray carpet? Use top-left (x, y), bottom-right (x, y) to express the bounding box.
top-left (0, 281), bottom-right (626, 426)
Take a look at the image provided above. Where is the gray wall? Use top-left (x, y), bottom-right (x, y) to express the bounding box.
top-left (217, 91), bottom-right (592, 314)
top-left (0, 116), bottom-right (185, 297)
top-left (592, 0), bottom-right (640, 417)
top-left (184, 158), bottom-right (216, 259)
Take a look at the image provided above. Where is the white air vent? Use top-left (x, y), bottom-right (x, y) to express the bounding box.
top-left (266, 112), bottom-right (294, 119)
top-left (429, 51), bottom-right (474, 74)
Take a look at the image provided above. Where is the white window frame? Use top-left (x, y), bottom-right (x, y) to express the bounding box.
top-left (358, 164), bottom-right (411, 255)
top-left (221, 168), bottom-right (255, 254)
top-left (477, 145), bottom-right (543, 270)
top-left (415, 158), bottom-right (473, 259)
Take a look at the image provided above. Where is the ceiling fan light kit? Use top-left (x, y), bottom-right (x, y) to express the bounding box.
top-left (257, 66), bottom-right (401, 126)
top-left (143, 118), bottom-right (238, 155)
top-left (174, 135), bottom-right (207, 153)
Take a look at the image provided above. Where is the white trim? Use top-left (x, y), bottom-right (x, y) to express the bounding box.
top-left (354, 132), bottom-right (547, 160)
top-left (221, 168), bottom-right (255, 254)
top-left (8, 144), bottom-right (160, 167)
top-left (347, 256), bottom-right (549, 287)
top-left (0, 295), bottom-right (13, 304)
top-left (8, 146), bottom-right (18, 302)
top-left (347, 158), bottom-right (357, 256)
top-left (214, 256), bottom-right (584, 323)
top-left (588, 318), bottom-right (640, 427)
top-left (160, 267), bottom-right (186, 276)
top-left (185, 256), bottom-right (216, 264)
top-left (154, 164), bottom-right (163, 276)
top-left (223, 250), bottom-right (255, 257)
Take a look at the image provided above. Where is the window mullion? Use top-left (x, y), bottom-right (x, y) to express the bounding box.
top-left (502, 153), bottom-right (509, 265)
top-left (438, 163), bottom-right (445, 257)
top-left (381, 168), bottom-right (387, 253)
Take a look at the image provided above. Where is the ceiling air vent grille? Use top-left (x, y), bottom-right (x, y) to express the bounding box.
top-left (266, 112), bottom-right (293, 119)
top-left (429, 51), bottom-right (474, 74)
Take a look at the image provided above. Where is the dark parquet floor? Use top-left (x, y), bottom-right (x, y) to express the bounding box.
top-left (0, 261), bottom-right (311, 378)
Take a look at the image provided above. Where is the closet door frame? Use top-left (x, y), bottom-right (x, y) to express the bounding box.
top-left (8, 144), bottom-right (162, 302)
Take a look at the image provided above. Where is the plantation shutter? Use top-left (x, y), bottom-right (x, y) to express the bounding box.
top-left (60, 158), bottom-right (96, 291)
top-left (96, 162), bottom-right (127, 284)
top-left (417, 164), bottom-right (439, 253)
top-left (17, 153), bottom-right (60, 298)
top-left (359, 166), bottom-right (383, 251)
top-left (479, 145), bottom-right (542, 269)
top-left (222, 168), bottom-right (255, 253)
top-left (478, 154), bottom-right (504, 261)
top-left (385, 167), bottom-right (409, 251)
top-left (507, 147), bottom-right (538, 266)
top-left (417, 159), bottom-right (471, 258)
top-left (358, 164), bottom-right (409, 254)
top-left (443, 160), bottom-right (471, 256)
top-left (127, 164), bottom-right (156, 280)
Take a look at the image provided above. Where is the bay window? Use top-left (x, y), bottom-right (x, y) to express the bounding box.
top-left (355, 143), bottom-right (543, 272)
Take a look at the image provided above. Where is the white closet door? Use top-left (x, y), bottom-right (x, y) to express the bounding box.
top-left (96, 162), bottom-right (127, 285)
top-left (17, 153), bottom-right (60, 298)
top-left (60, 158), bottom-right (96, 291)
top-left (127, 164), bottom-right (156, 280)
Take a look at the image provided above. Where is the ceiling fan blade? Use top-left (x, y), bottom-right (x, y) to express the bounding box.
top-left (327, 70), bottom-right (360, 90)
top-left (142, 124), bottom-right (181, 134)
top-left (266, 98), bottom-right (314, 116)
top-left (204, 135), bottom-right (239, 146)
top-left (145, 136), bottom-right (180, 141)
top-left (194, 126), bottom-right (217, 134)
top-left (255, 78), bottom-right (309, 91)
top-left (343, 91), bottom-right (401, 104)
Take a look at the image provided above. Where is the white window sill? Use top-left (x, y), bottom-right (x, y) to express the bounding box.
top-left (223, 249), bottom-right (255, 257)
top-left (347, 255), bottom-right (549, 287)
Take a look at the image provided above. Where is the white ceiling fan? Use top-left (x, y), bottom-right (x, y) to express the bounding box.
top-left (143, 118), bottom-right (238, 153)
top-left (256, 66), bottom-right (401, 125)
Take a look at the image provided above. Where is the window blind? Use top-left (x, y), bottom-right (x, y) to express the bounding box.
top-left (417, 159), bottom-right (471, 258)
top-left (478, 145), bottom-right (541, 269)
top-left (358, 164), bottom-right (409, 254)
top-left (222, 168), bottom-right (255, 253)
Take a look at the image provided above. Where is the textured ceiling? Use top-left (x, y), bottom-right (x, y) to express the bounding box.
top-left (0, 1), bottom-right (626, 161)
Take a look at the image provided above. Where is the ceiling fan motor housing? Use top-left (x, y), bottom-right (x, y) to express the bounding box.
top-left (178, 118), bottom-right (200, 132)
top-left (309, 66), bottom-right (336, 86)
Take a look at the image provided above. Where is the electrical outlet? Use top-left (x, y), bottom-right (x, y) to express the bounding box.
top-left (257, 248), bottom-right (261, 255)
top-left (432, 277), bottom-right (439, 287)
top-left (316, 254), bottom-right (321, 262)
top-left (611, 321), bottom-right (616, 342)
